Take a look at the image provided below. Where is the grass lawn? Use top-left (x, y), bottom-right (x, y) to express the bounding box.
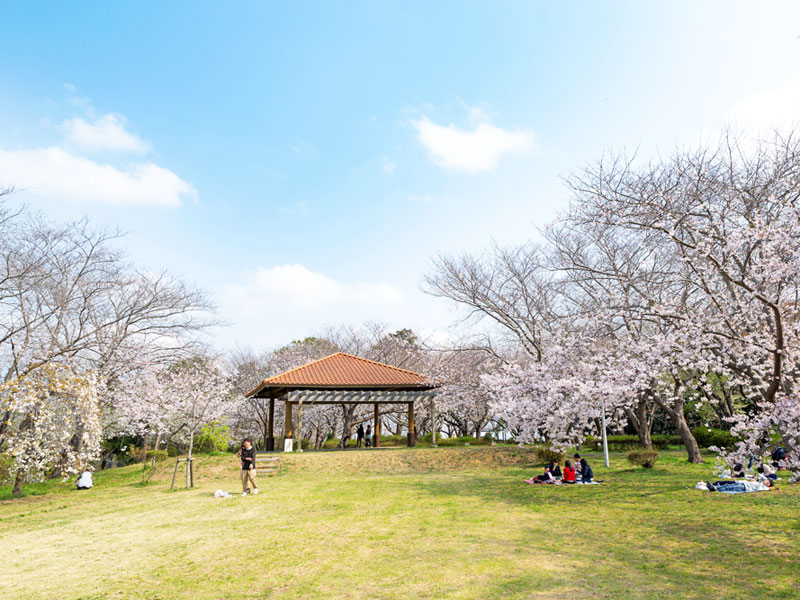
top-left (2, 446), bottom-right (799, 600)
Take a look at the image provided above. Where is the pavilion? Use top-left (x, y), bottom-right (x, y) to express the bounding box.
top-left (245, 352), bottom-right (439, 451)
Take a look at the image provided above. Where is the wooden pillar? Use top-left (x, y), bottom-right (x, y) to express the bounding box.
top-left (407, 402), bottom-right (416, 447)
top-left (296, 398), bottom-right (304, 453)
top-left (373, 403), bottom-right (381, 448)
top-left (267, 398), bottom-right (275, 451)
top-left (284, 401), bottom-right (293, 452)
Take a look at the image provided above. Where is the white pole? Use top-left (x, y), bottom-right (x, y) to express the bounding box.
top-left (601, 397), bottom-right (610, 468)
top-left (431, 396), bottom-right (437, 448)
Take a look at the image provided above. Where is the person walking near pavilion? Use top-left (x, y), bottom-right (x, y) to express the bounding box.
top-left (356, 424), bottom-right (365, 448)
top-left (238, 438), bottom-right (258, 496)
top-left (365, 423), bottom-right (372, 447)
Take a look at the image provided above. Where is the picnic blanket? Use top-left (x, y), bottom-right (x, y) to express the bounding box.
top-left (524, 479), bottom-right (600, 485)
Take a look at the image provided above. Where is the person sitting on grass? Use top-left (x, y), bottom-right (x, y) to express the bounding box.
top-left (756, 464), bottom-right (777, 482)
top-left (579, 458), bottom-right (593, 483)
top-left (547, 461), bottom-right (562, 478)
top-left (732, 463), bottom-right (746, 478)
top-left (525, 465), bottom-right (555, 484)
top-left (562, 460), bottom-right (576, 484)
top-left (573, 453), bottom-right (582, 481)
top-left (706, 479), bottom-right (773, 493)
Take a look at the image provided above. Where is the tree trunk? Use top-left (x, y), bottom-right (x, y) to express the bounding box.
top-left (12, 470), bottom-right (24, 496)
top-left (339, 404), bottom-right (357, 447)
top-left (653, 394), bottom-right (702, 463)
top-left (673, 410), bottom-right (702, 463)
top-left (185, 429), bottom-right (194, 489)
top-left (625, 396), bottom-right (654, 448)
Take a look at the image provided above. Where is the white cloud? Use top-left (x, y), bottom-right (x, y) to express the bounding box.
top-left (409, 193), bottom-right (435, 204)
top-left (410, 116), bottom-right (533, 173)
top-left (728, 84), bottom-right (800, 136)
top-left (61, 113), bottom-right (150, 154)
top-left (382, 157), bottom-right (396, 175)
top-left (278, 200), bottom-right (311, 216)
top-left (0, 146), bottom-right (195, 207)
top-left (289, 137), bottom-right (318, 155)
top-left (219, 264), bottom-right (405, 346)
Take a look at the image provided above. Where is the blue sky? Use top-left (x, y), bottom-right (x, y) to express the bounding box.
top-left (2, 2), bottom-right (800, 349)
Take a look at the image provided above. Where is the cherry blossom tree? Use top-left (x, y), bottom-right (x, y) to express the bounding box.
top-left (0, 364), bottom-right (102, 496)
top-left (0, 191), bottom-right (215, 491)
top-left (428, 347), bottom-right (501, 438)
top-left (566, 131), bottom-right (800, 470)
top-left (429, 131), bottom-right (800, 472)
top-left (111, 356), bottom-right (240, 487)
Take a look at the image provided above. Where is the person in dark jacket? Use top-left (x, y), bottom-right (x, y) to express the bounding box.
top-left (525, 466), bottom-right (555, 484)
top-left (771, 446), bottom-right (786, 468)
top-left (365, 424), bottom-right (372, 448)
top-left (238, 438), bottom-right (258, 496)
top-left (356, 424), bottom-right (365, 448)
top-left (547, 461), bottom-right (562, 478)
top-left (580, 458), bottom-right (594, 483)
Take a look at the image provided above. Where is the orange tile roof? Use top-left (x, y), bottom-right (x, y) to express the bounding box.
top-left (247, 352), bottom-right (434, 395)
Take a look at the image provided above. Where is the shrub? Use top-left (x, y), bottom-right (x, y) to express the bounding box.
top-left (627, 449), bottom-right (660, 468)
top-left (0, 452), bottom-right (12, 482)
top-left (651, 434), bottom-right (683, 449)
top-left (691, 427), bottom-right (736, 449)
top-left (196, 421), bottom-right (233, 453)
top-left (534, 445), bottom-right (565, 465)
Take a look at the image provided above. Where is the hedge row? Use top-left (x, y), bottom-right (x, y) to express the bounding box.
top-left (583, 428), bottom-right (736, 451)
top-left (582, 434), bottom-right (682, 452)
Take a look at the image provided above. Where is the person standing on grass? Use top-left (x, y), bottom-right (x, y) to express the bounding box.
top-left (365, 424), bottom-right (372, 448)
top-left (356, 424), bottom-right (365, 448)
top-left (238, 438), bottom-right (258, 496)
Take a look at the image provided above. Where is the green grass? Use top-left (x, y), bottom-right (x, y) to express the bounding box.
top-left (1, 447), bottom-right (799, 599)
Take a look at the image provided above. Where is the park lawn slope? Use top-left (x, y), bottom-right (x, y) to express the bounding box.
top-left (1, 446), bottom-right (799, 600)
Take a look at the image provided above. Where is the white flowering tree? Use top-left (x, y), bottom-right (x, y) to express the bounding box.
top-left (0, 190), bottom-right (215, 493)
top-left (566, 131), bottom-right (800, 473)
top-left (429, 131), bottom-right (800, 475)
top-left (0, 364), bottom-right (102, 496)
top-left (427, 347), bottom-right (501, 438)
top-left (112, 357), bottom-right (240, 477)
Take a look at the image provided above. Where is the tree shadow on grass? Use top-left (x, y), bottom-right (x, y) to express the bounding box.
top-left (403, 471), bottom-right (800, 600)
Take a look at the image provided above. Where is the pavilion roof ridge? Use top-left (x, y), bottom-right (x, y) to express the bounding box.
top-left (259, 352), bottom-right (344, 385)
top-left (327, 352), bottom-right (429, 379)
top-left (246, 352), bottom-right (434, 396)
